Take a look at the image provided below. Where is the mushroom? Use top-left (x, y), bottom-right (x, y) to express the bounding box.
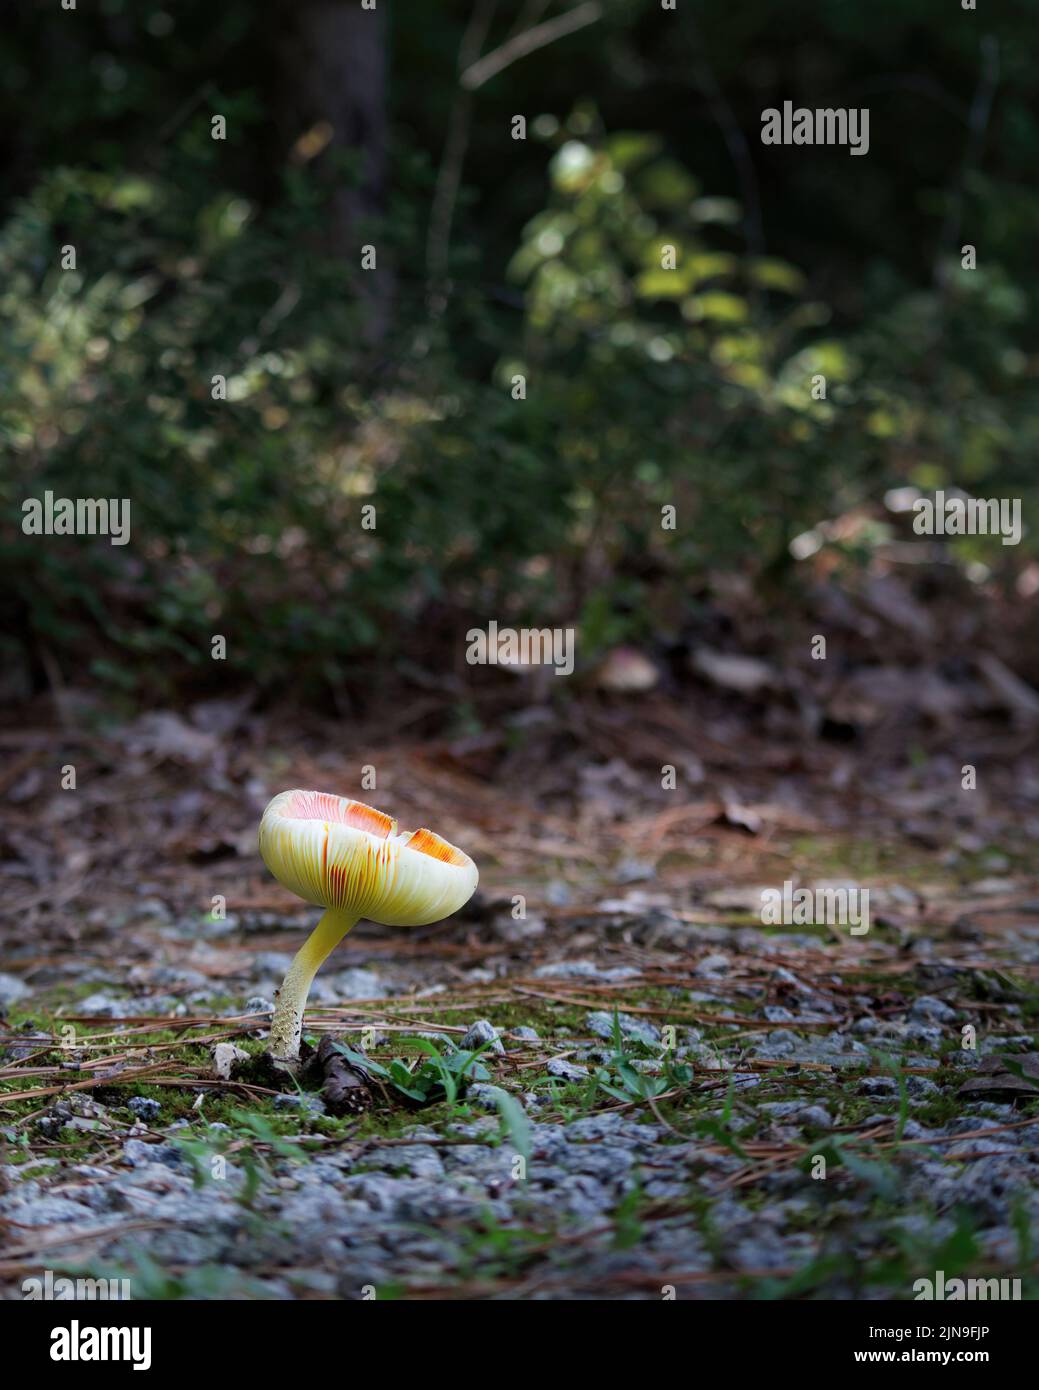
top-left (258, 790), bottom-right (478, 1066)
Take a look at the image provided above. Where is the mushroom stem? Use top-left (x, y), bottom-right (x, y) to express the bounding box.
top-left (269, 908), bottom-right (359, 1064)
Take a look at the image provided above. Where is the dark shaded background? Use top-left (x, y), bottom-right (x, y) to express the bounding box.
top-left (1, 0), bottom-right (1036, 712)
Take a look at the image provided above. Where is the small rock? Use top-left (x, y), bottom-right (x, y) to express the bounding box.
top-left (252, 952), bottom-right (293, 977)
top-left (0, 973), bottom-right (30, 1009)
top-left (859, 1076), bottom-right (898, 1097)
top-left (459, 1020), bottom-right (505, 1056)
top-left (212, 1043), bottom-right (251, 1080)
top-left (533, 960), bottom-right (640, 982)
top-left (324, 968), bottom-right (388, 1000)
top-left (365, 1143), bottom-right (445, 1181)
top-left (76, 992), bottom-right (131, 1018)
top-left (127, 1097), bottom-right (162, 1122)
top-left (492, 912), bottom-right (546, 944)
top-left (37, 1096), bottom-right (111, 1137)
top-left (905, 1022), bottom-right (944, 1047)
top-left (466, 1083), bottom-right (513, 1112)
top-left (586, 1011), bottom-right (661, 1047)
top-left (122, 1137), bottom-right (185, 1169)
top-left (614, 858), bottom-right (656, 884)
top-left (274, 1093), bottom-right (327, 1116)
top-left (909, 996), bottom-right (958, 1024)
top-left (547, 1058), bottom-right (590, 1083)
top-left (730, 1073), bottom-right (763, 1091)
top-left (760, 1101), bottom-right (833, 1129)
top-left (0, 1195), bottom-right (97, 1226)
top-left (763, 1005), bottom-right (796, 1022)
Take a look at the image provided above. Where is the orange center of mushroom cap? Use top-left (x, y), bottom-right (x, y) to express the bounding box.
top-left (282, 792), bottom-right (470, 866)
top-left (286, 791), bottom-right (397, 837)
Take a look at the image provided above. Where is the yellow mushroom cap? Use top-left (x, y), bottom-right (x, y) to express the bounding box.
top-left (258, 790), bottom-right (478, 927)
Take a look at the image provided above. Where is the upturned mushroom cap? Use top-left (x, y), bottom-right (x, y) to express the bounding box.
top-left (258, 790), bottom-right (478, 927)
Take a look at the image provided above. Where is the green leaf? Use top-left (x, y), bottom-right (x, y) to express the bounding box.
top-left (334, 1044), bottom-right (391, 1080)
top-left (492, 1090), bottom-right (532, 1162)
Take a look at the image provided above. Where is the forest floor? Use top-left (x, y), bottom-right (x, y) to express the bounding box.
top-left (2, 678), bottom-right (1039, 1299)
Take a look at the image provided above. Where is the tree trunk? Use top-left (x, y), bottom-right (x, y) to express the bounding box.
top-left (279, 0), bottom-right (390, 340)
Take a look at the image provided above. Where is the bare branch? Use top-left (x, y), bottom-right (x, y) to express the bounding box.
top-left (506, 0), bottom-right (554, 42)
top-left (426, 0), bottom-right (501, 291)
top-left (460, 1), bottom-right (602, 91)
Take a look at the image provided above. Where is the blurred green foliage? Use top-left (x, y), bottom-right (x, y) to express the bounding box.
top-left (0, 1), bottom-right (1035, 698)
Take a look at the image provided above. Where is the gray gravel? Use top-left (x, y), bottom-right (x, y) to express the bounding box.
top-left (2, 894), bottom-right (1037, 1301)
